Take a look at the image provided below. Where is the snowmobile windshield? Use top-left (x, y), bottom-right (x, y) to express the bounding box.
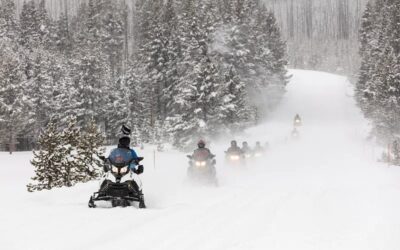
top-left (109, 148), bottom-right (134, 167)
top-left (193, 149), bottom-right (210, 161)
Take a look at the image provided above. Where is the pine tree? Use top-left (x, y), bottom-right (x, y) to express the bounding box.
top-left (68, 0), bottom-right (111, 125)
top-left (78, 118), bottom-right (105, 181)
top-left (59, 116), bottom-right (84, 186)
top-left (219, 66), bottom-right (251, 133)
top-left (55, 10), bottom-right (73, 55)
top-left (0, 0), bottom-right (20, 41)
top-left (37, 0), bottom-right (56, 49)
top-left (27, 119), bottom-right (64, 192)
top-left (24, 50), bottom-right (59, 143)
top-left (356, 0), bottom-right (400, 143)
top-left (101, 0), bottom-right (125, 79)
top-left (0, 45), bottom-right (28, 153)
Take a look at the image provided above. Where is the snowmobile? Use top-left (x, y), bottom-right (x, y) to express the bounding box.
top-left (253, 150), bottom-right (264, 158)
top-left (225, 151), bottom-right (245, 166)
top-left (243, 151), bottom-right (253, 159)
top-left (88, 156), bottom-right (146, 208)
top-left (187, 154), bottom-right (218, 186)
top-left (291, 128), bottom-right (300, 140)
top-left (294, 115), bottom-right (302, 127)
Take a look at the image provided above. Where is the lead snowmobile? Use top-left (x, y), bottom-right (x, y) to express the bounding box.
top-left (88, 153), bottom-right (146, 208)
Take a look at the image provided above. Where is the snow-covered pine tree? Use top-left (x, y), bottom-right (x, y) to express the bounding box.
top-left (133, 0), bottom-right (167, 134)
top-left (100, 0), bottom-right (125, 80)
top-left (356, 0), bottom-right (400, 143)
top-left (107, 64), bottom-right (146, 145)
top-left (357, 1), bottom-right (377, 116)
top-left (19, 1), bottom-right (40, 50)
top-left (59, 116), bottom-right (84, 186)
top-left (27, 119), bottom-right (64, 192)
top-left (78, 118), bottom-right (105, 181)
top-left (67, 0), bottom-right (111, 125)
top-left (391, 139), bottom-right (400, 166)
top-left (23, 50), bottom-right (59, 144)
top-left (0, 0), bottom-right (20, 41)
top-left (166, 0), bottom-right (224, 149)
top-left (212, 0), bottom-right (289, 122)
top-left (55, 9), bottom-right (73, 55)
top-left (219, 66), bottom-right (251, 134)
top-left (160, 0), bottom-right (181, 121)
top-left (0, 44), bottom-right (28, 153)
top-left (37, 0), bottom-right (56, 50)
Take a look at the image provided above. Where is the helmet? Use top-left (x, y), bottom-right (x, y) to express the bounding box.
top-left (121, 125), bottom-right (131, 135)
top-left (198, 139), bottom-right (206, 148)
top-left (242, 141), bottom-right (248, 147)
top-left (231, 140), bottom-right (237, 147)
top-left (118, 136), bottom-right (131, 149)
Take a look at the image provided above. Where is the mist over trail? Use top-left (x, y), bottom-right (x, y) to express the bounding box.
top-left (2, 70), bottom-right (400, 250)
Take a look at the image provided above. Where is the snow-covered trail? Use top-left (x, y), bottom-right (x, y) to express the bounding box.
top-left (2, 70), bottom-right (400, 250)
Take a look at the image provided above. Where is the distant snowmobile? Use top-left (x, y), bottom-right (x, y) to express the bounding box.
top-left (225, 151), bottom-right (245, 166)
top-left (294, 114), bottom-right (302, 127)
top-left (242, 141), bottom-right (253, 159)
top-left (291, 128), bottom-right (300, 140)
top-left (88, 154), bottom-right (146, 208)
top-left (253, 142), bottom-right (265, 158)
top-left (187, 154), bottom-right (218, 186)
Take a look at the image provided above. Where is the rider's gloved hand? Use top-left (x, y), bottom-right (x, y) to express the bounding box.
top-left (103, 162), bottom-right (110, 172)
top-left (134, 165), bottom-right (144, 175)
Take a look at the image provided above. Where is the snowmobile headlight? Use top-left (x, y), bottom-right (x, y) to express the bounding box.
top-left (295, 119), bottom-right (300, 123)
top-left (195, 161), bottom-right (207, 167)
top-left (230, 155), bottom-right (240, 161)
top-left (112, 166), bottom-right (119, 173)
top-left (245, 154), bottom-right (251, 158)
top-left (120, 166), bottom-right (128, 174)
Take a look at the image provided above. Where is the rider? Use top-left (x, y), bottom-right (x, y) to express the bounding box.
top-left (226, 140), bottom-right (242, 154)
top-left (109, 125), bottom-right (144, 174)
top-left (242, 141), bottom-right (252, 156)
top-left (108, 136), bottom-right (144, 175)
top-left (254, 141), bottom-right (265, 152)
top-left (189, 140), bottom-right (216, 177)
top-left (192, 139), bottom-right (215, 160)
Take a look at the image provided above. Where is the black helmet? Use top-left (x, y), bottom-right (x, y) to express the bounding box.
top-left (242, 141), bottom-right (248, 146)
top-left (198, 139), bottom-right (206, 148)
top-left (121, 125), bottom-right (131, 135)
top-left (231, 140), bottom-right (237, 147)
top-left (118, 136), bottom-right (131, 149)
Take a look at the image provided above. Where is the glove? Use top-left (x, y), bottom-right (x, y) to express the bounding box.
top-left (103, 162), bottom-right (110, 172)
top-left (134, 165), bottom-right (144, 175)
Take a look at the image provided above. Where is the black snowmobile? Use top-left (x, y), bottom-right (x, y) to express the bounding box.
top-left (187, 154), bottom-right (218, 186)
top-left (88, 156), bottom-right (146, 208)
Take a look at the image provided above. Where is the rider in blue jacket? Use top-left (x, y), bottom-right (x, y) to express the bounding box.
top-left (108, 125), bottom-right (143, 174)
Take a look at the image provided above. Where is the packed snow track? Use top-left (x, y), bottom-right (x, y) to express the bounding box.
top-left (2, 70), bottom-right (400, 250)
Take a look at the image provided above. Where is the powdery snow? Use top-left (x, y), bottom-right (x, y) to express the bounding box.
top-left (1, 70), bottom-right (400, 250)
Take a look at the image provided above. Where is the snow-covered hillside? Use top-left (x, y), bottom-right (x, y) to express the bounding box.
top-left (2, 70), bottom-right (400, 250)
